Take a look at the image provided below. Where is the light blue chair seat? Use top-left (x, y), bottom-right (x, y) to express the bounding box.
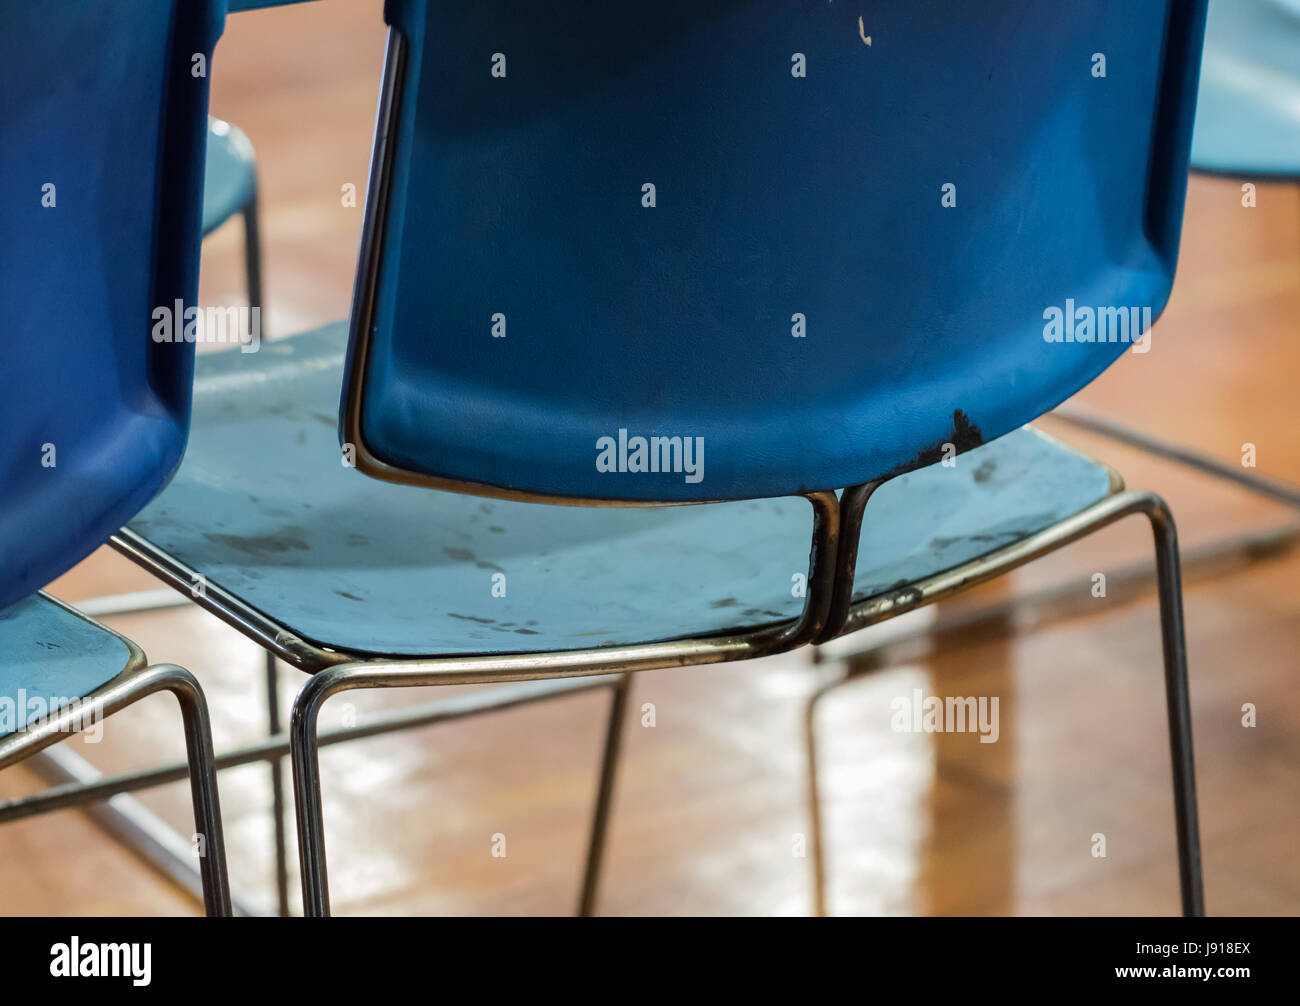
top-left (201, 117), bottom-right (257, 237)
top-left (126, 325), bottom-right (1115, 657)
top-left (1191, 0), bottom-right (1300, 178)
top-left (849, 432), bottom-right (1115, 605)
top-left (0, 594), bottom-right (141, 739)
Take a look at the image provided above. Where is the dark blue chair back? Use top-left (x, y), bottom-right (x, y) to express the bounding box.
top-left (344, 0), bottom-right (1207, 504)
top-left (0, 1), bottom-right (224, 609)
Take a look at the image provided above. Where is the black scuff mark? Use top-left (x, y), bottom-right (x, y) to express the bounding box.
top-left (888, 410), bottom-right (985, 477)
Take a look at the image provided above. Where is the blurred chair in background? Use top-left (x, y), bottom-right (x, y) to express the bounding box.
top-left (204, 116), bottom-right (265, 326)
top-left (1054, 0), bottom-right (1300, 509)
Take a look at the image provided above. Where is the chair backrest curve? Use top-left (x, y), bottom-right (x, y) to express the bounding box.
top-left (342, 0), bottom-right (1208, 504)
top-left (0, 0), bottom-right (224, 609)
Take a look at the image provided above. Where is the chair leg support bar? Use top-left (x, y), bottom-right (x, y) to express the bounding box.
top-left (804, 674), bottom-right (843, 917)
top-left (289, 665), bottom-right (633, 917)
top-left (1144, 499), bottom-right (1205, 917)
top-left (265, 652), bottom-right (292, 918)
top-left (0, 675), bottom-right (618, 824)
top-left (163, 665), bottom-right (234, 918)
top-left (805, 492), bottom-right (1204, 917)
top-left (289, 670), bottom-right (334, 917)
top-left (242, 189), bottom-right (265, 329)
top-left (0, 663), bottom-right (233, 917)
top-left (578, 672), bottom-right (632, 916)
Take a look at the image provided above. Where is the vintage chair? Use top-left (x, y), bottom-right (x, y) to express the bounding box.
top-left (111, 0), bottom-right (1208, 916)
top-left (0, 0), bottom-right (231, 914)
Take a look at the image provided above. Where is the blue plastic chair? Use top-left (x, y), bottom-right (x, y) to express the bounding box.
top-left (0, 0), bottom-right (231, 915)
top-left (115, 0), bottom-right (1208, 916)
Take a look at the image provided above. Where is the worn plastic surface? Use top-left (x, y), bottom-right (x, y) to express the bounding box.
top-left (350, 0), bottom-right (1207, 502)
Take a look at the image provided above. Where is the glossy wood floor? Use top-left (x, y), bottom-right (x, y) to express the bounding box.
top-left (3, 1), bottom-right (1298, 915)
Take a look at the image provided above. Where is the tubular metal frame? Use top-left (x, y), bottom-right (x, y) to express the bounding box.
top-left (263, 651), bottom-right (290, 916)
top-left (0, 597), bottom-right (232, 917)
top-left (54, 578), bottom-right (645, 919)
top-left (0, 673), bottom-right (617, 822)
top-left (806, 487), bottom-right (1204, 917)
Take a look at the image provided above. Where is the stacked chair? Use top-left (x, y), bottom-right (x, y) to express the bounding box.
top-left (0, 0), bottom-right (231, 915)
top-left (3, 0), bottom-right (1214, 916)
top-left (96, 0), bottom-right (1209, 916)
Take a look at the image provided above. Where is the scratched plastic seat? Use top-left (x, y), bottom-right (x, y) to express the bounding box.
top-left (116, 0), bottom-right (1208, 916)
top-left (127, 325), bottom-right (1116, 657)
top-left (0, 0), bottom-right (230, 915)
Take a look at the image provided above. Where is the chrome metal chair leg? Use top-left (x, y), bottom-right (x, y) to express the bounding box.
top-left (165, 664), bottom-right (235, 917)
top-left (0, 662), bottom-right (233, 917)
top-left (804, 671), bottom-right (845, 917)
top-left (1144, 498), bottom-right (1205, 917)
top-left (289, 670), bottom-right (333, 917)
top-left (265, 651), bottom-right (291, 916)
top-left (290, 666), bottom-right (639, 918)
top-left (806, 491), bottom-right (1204, 917)
top-left (578, 672), bottom-right (631, 916)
